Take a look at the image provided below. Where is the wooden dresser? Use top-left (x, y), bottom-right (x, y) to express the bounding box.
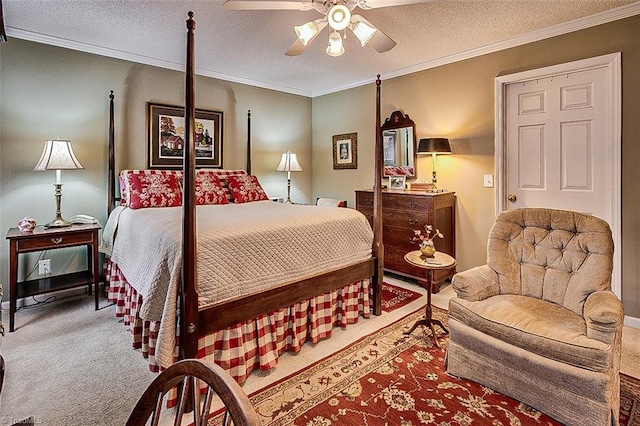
top-left (355, 189), bottom-right (456, 292)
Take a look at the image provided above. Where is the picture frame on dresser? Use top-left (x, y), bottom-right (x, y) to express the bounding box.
top-left (389, 175), bottom-right (406, 190)
top-left (147, 103), bottom-right (223, 169)
top-left (332, 133), bottom-right (357, 169)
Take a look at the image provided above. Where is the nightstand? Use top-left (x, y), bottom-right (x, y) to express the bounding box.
top-left (6, 223), bottom-right (101, 332)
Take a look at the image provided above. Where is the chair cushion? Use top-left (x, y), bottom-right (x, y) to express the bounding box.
top-left (449, 295), bottom-right (612, 372)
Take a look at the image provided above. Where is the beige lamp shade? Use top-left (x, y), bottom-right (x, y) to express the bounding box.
top-left (276, 151), bottom-right (302, 172)
top-left (34, 139), bottom-right (84, 172)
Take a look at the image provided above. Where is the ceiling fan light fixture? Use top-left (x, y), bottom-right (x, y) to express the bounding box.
top-left (351, 20), bottom-right (377, 46)
top-left (294, 21), bottom-right (318, 46)
top-left (327, 4), bottom-right (350, 31)
top-left (326, 31), bottom-right (345, 57)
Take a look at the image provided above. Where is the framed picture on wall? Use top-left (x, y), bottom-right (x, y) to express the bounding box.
top-left (332, 132), bottom-right (357, 169)
top-left (147, 103), bottom-right (223, 169)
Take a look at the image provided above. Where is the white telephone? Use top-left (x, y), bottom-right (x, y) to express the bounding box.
top-left (69, 214), bottom-right (99, 225)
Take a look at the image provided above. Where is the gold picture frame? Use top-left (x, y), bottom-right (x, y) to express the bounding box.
top-left (332, 133), bottom-right (357, 169)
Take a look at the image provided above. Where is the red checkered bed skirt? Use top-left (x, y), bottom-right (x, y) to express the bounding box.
top-left (105, 258), bottom-right (371, 385)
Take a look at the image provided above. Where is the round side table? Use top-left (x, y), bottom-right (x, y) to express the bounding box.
top-left (403, 250), bottom-right (457, 348)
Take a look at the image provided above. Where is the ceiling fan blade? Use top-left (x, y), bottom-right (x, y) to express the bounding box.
top-left (224, 0), bottom-right (314, 11)
top-left (350, 15), bottom-right (396, 52)
top-left (286, 19), bottom-right (327, 56)
top-left (355, 0), bottom-right (432, 9)
top-left (285, 39), bottom-right (307, 56)
top-left (368, 29), bottom-right (396, 53)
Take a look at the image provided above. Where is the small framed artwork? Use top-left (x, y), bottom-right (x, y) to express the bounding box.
top-left (147, 103), bottom-right (223, 169)
top-left (332, 133), bottom-right (357, 169)
top-left (389, 175), bottom-right (406, 190)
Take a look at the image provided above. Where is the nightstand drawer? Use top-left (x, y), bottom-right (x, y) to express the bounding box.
top-left (16, 231), bottom-right (96, 251)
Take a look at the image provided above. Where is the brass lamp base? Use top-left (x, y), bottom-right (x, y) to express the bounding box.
top-left (45, 183), bottom-right (72, 228)
top-left (45, 215), bottom-right (72, 228)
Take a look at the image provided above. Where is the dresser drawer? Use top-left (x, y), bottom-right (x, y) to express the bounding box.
top-left (383, 193), bottom-right (432, 211)
top-left (383, 210), bottom-right (429, 229)
top-left (383, 225), bottom-right (421, 251)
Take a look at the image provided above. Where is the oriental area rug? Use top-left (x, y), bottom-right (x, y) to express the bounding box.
top-left (208, 307), bottom-right (640, 426)
top-left (380, 282), bottom-right (422, 313)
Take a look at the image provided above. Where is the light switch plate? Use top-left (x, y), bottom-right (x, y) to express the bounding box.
top-left (483, 174), bottom-right (494, 188)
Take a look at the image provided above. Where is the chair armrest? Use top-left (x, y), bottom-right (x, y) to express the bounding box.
top-left (584, 290), bottom-right (624, 345)
top-left (451, 265), bottom-right (500, 302)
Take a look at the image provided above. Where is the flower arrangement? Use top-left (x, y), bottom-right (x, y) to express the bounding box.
top-left (411, 224), bottom-right (443, 255)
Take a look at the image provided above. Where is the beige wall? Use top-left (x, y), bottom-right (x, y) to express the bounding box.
top-left (0, 39), bottom-right (312, 288)
top-left (1, 16), bottom-right (639, 319)
top-left (312, 15), bottom-right (640, 318)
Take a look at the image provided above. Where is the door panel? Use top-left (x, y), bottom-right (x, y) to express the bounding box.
top-left (496, 53), bottom-right (621, 297)
top-left (505, 66), bottom-right (609, 218)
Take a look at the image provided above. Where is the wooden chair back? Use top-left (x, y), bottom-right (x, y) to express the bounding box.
top-left (126, 359), bottom-right (259, 426)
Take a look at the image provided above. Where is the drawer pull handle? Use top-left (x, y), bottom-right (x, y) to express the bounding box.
top-left (408, 219), bottom-right (418, 225)
top-left (408, 202), bottom-right (418, 208)
top-left (51, 237), bottom-right (63, 244)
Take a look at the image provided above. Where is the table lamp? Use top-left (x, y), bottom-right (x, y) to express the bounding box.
top-left (417, 138), bottom-right (451, 191)
top-left (34, 139), bottom-right (84, 227)
top-left (276, 150), bottom-right (302, 204)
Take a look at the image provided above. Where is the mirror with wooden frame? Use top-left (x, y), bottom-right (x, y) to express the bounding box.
top-left (380, 110), bottom-right (416, 178)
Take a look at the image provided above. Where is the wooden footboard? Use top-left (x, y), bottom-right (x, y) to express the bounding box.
top-left (198, 258), bottom-right (376, 336)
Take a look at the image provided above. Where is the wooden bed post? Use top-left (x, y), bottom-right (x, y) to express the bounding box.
top-left (108, 90), bottom-right (115, 217)
top-left (372, 75), bottom-right (383, 316)
top-left (246, 110), bottom-right (251, 175)
top-left (181, 11), bottom-right (199, 362)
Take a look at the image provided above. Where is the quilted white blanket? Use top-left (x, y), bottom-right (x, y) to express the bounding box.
top-left (101, 201), bottom-right (373, 366)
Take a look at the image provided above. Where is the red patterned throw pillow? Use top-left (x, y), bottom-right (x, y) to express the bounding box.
top-left (195, 172), bottom-right (229, 205)
top-left (123, 170), bottom-right (183, 209)
top-left (226, 175), bottom-right (269, 203)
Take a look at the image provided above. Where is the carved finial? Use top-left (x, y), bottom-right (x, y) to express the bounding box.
top-left (376, 74), bottom-right (381, 86)
top-left (109, 90), bottom-right (114, 100)
top-left (187, 11), bottom-right (196, 30)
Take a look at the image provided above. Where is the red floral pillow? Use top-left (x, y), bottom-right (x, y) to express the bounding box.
top-left (195, 172), bottom-right (229, 205)
top-left (124, 170), bottom-right (183, 209)
top-left (226, 175), bottom-right (269, 203)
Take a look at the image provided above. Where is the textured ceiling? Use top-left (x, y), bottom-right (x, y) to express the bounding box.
top-left (4, 0), bottom-right (640, 97)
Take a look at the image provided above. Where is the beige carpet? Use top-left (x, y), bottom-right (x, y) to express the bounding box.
top-left (0, 276), bottom-right (638, 425)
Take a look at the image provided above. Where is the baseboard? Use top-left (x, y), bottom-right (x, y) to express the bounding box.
top-left (624, 315), bottom-right (640, 329)
top-left (1, 286), bottom-right (91, 311)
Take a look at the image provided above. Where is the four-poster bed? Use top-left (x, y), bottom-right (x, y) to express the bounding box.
top-left (102, 12), bottom-right (384, 385)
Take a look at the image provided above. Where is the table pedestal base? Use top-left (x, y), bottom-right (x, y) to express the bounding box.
top-left (403, 264), bottom-right (450, 348)
top-left (404, 316), bottom-right (448, 347)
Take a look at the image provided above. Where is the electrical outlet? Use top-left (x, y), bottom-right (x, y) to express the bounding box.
top-left (483, 174), bottom-right (494, 188)
top-left (38, 259), bottom-right (51, 276)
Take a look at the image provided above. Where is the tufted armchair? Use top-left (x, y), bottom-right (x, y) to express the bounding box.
top-left (447, 208), bottom-right (624, 426)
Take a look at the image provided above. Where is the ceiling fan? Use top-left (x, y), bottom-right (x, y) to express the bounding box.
top-left (224, 0), bottom-right (430, 57)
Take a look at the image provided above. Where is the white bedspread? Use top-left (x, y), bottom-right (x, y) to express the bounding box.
top-left (101, 201), bottom-right (373, 366)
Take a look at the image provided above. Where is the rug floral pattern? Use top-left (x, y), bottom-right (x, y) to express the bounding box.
top-left (209, 306), bottom-right (639, 425)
